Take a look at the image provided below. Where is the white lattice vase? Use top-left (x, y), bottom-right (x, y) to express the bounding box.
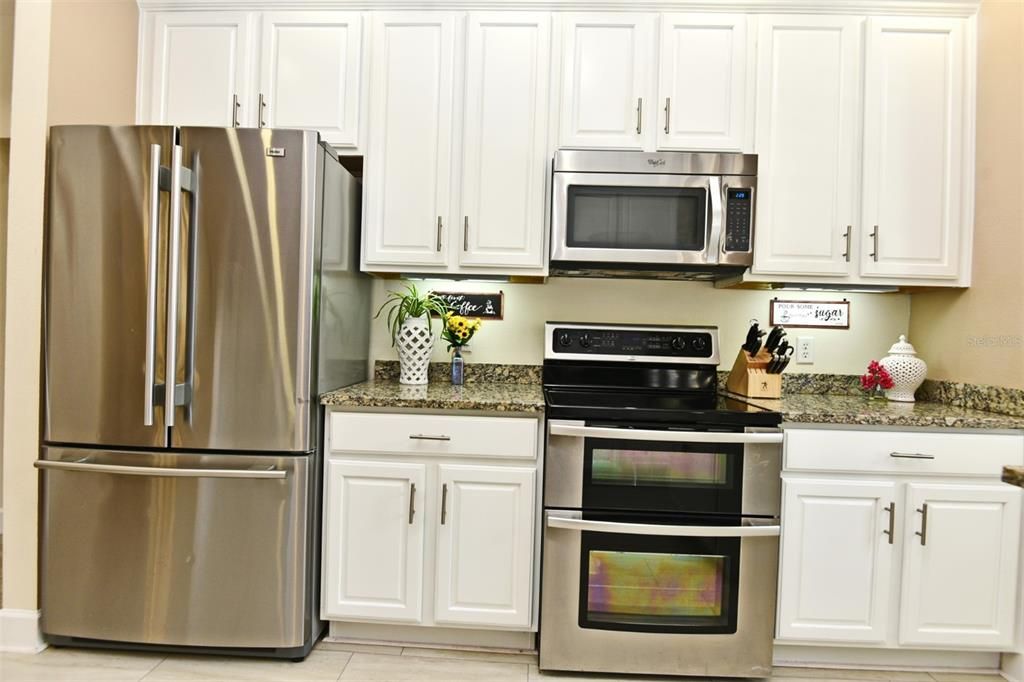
top-left (880, 334), bottom-right (927, 403)
top-left (396, 316), bottom-right (435, 385)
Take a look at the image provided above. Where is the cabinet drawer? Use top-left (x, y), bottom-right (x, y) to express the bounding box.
top-left (785, 428), bottom-right (1024, 477)
top-left (329, 412), bottom-right (538, 460)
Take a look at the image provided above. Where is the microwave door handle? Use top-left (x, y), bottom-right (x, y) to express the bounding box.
top-left (706, 176), bottom-right (723, 264)
top-left (546, 511), bottom-right (780, 538)
top-left (548, 421), bottom-right (783, 444)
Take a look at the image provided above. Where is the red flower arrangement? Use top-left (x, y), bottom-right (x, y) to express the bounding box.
top-left (860, 360), bottom-right (895, 392)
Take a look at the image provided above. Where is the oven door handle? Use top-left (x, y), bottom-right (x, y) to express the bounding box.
top-left (546, 511), bottom-right (780, 538)
top-left (548, 421), bottom-right (783, 444)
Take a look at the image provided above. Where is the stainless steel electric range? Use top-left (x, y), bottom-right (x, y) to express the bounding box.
top-left (539, 322), bottom-right (783, 678)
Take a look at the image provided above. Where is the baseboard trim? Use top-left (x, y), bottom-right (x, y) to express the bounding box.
top-left (0, 609), bottom-right (45, 653)
top-left (774, 643), bottom-right (1001, 673)
top-left (328, 621), bottom-right (535, 651)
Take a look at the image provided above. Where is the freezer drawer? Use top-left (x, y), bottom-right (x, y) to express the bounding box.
top-left (38, 447), bottom-right (312, 649)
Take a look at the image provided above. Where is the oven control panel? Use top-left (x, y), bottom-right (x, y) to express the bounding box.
top-left (724, 187), bottom-right (753, 252)
top-left (549, 325), bottom-right (716, 360)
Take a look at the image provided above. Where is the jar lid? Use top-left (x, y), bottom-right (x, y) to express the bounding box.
top-left (887, 334), bottom-right (917, 355)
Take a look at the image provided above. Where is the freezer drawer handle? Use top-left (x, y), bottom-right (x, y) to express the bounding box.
top-left (34, 460), bottom-right (287, 480)
top-left (548, 421), bottom-right (782, 444)
top-left (546, 512), bottom-right (780, 538)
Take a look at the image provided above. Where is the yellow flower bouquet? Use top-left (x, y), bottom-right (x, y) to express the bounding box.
top-left (441, 314), bottom-right (482, 351)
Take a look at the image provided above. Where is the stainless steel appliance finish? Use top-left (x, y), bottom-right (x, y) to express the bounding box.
top-left (41, 125), bottom-right (369, 658)
top-left (551, 150), bottom-right (757, 273)
top-left (539, 322), bottom-right (782, 678)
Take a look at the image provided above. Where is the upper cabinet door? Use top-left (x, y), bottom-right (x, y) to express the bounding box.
top-left (657, 13), bottom-right (752, 152)
top-left (362, 13), bottom-right (457, 267)
top-left (860, 17), bottom-right (967, 280)
top-left (899, 483), bottom-right (1021, 649)
top-left (143, 12), bottom-right (255, 127)
top-left (776, 477), bottom-right (896, 644)
top-left (752, 15), bottom-right (863, 278)
top-left (459, 12), bottom-right (551, 270)
top-left (559, 13), bottom-right (657, 150)
top-left (434, 464), bottom-right (536, 629)
top-left (322, 459), bottom-right (427, 623)
top-left (258, 12), bottom-right (363, 147)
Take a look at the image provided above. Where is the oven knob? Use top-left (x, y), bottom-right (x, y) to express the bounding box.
top-left (557, 332), bottom-right (572, 347)
top-left (692, 337), bottom-right (708, 352)
top-left (671, 336), bottom-right (686, 352)
top-left (578, 333), bottom-right (592, 349)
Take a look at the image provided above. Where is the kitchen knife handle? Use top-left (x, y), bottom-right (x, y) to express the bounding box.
top-left (883, 502), bottom-right (895, 544)
top-left (843, 225), bottom-right (852, 262)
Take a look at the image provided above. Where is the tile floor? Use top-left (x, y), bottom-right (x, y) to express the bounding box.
top-left (0, 641), bottom-right (1007, 682)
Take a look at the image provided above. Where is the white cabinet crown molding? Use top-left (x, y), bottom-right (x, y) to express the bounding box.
top-left (137, 1), bottom-right (981, 19)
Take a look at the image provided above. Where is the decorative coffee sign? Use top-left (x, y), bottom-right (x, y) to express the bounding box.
top-left (770, 299), bottom-right (850, 329)
top-left (431, 291), bottom-right (504, 320)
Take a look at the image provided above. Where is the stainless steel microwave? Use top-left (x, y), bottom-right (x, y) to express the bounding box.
top-left (551, 150), bottom-right (757, 275)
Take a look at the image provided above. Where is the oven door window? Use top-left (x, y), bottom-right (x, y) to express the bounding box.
top-left (580, 520), bottom-right (740, 634)
top-left (583, 437), bottom-right (742, 515)
top-left (566, 185), bottom-right (706, 251)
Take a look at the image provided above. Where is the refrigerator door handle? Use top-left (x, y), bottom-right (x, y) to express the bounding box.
top-left (165, 144), bottom-right (184, 428)
top-left (35, 459), bottom-right (287, 480)
top-left (183, 151), bottom-right (200, 420)
top-left (144, 143), bottom-right (162, 426)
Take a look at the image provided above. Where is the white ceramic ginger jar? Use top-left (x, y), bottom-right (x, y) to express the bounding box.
top-left (880, 334), bottom-right (927, 403)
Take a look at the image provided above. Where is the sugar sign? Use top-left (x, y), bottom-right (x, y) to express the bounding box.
top-left (431, 291), bottom-right (504, 320)
top-left (769, 299), bottom-right (850, 329)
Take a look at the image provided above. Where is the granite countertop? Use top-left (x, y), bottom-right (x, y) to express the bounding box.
top-left (735, 392), bottom-right (1024, 430)
top-left (1002, 466), bottom-right (1024, 487)
top-left (321, 380), bottom-right (545, 413)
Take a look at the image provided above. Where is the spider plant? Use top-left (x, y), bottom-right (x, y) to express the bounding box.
top-left (374, 282), bottom-right (449, 346)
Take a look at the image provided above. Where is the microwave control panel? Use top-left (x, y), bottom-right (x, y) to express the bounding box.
top-left (724, 188), bottom-right (753, 252)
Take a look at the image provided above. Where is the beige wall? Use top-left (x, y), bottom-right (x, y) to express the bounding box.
top-left (908, 0), bottom-right (1024, 390)
top-left (47, 0), bottom-right (137, 125)
top-left (0, 139), bottom-right (8, 501)
top-left (0, 0), bottom-right (12, 136)
top-left (370, 278), bottom-right (912, 374)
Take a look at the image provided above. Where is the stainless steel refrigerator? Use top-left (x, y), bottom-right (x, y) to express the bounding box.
top-left (37, 125), bottom-right (370, 659)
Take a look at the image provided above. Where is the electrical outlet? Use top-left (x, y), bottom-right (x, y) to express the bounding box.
top-left (796, 337), bottom-right (814, 364)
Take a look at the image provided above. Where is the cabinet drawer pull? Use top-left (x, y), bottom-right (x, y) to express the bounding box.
top-left (441, 483), bottom-right (448, 525)
top-left (663, 97), bottom-right (671, 134)
top-left (890, 452), bottom-right (935, 460)
top-left (463, 216), bottom-right (469, 251)
top-left (409, 434), bottom-right (451, 441)
top-left (436, 217), bottom-right (443, 252)
top-left (409, 482), bottom-right (416, 524)
top-left (842, 225), bottom-right (852, 262)
top-left (232, 94), bottom-right (241, 128)
top-left (258, 92), bottom-right (267, 128)
top-left (870, 225), bottom-right (879, 261)
top-left (636, 97), bottom-right (643, 135)
top-left (915, 503), bottom-right (928, 546)
top-left (883, 502), bottom-right (895, 544)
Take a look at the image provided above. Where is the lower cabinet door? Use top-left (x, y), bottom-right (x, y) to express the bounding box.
top-left (322, 459), bottom-right (426, 622)
top-left (899, 483), bottom-right (1022, 649)
top-left (434, 464), bottom-right (536, 628)
top-left (777, 477), bottom-right (896, 643)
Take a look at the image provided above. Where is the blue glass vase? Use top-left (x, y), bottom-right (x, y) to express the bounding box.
top-left (451, 348), bottom-right (465, 386)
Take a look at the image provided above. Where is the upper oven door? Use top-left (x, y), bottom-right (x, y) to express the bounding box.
top-left (551, 172), bottom-right (723, 265)
top-left (545, 420), bottom-right (782, 517)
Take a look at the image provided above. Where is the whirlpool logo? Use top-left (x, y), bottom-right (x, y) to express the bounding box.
top-left (647, 158), bottom-right (666, 167)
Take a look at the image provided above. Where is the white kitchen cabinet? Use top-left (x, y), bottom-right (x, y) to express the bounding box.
top-left (258, 12), bottom-right (363, 147)
top-left (434, 465), bottom-right (536, 628)
top-left (559, 13), bottom-right (658, 150)
top-left (458, 12), bottom-right (551, 269)
top-left (141, 11), bottom-right (255, 127)
top-left (777, 478), bottom-right (896, 644)
top-left (361, 13), bottom-right (456, 268)
top-left (657, 13), bottom-right (752, 152)
top-left (752, 16), bottom-right (863, 277)
top-left (860, 17), bottom-right (967, 280)
top-left (899, 483), bottom-right (1021, 649)
top-left (322, 459), bottom-right (426, 623)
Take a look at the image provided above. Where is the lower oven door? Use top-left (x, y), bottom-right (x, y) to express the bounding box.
top-left (539, 509), bottom-right (779, 678)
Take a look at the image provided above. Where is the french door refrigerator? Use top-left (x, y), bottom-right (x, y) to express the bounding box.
top-left (38, 125), bottom-right (370, 659)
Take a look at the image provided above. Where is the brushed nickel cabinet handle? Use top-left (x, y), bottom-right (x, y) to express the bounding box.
top-left (636, 97), bottom-right (643, 134)
top-left (463, 216), bottom-right (469, 251)
top-left (258, 93), bottom-right (267, 128)
top-left (440, 483), bottom-right (448, 525)
top-left (842, 226), bottom-right (852, 262)
top-left (232, 94), bottom-right (241, 128)
top-left (883, 502), bottom-right (895, 544)
top-left (890, 452), bottom-right (936, 460)
top-left (436, 217), bottom-right (443, 252)
top-left (664, 97), bottom-right (671, 134)
top-left (915, 503), bottom-right (928, 546)
top-left (870, 225), bottom-right (879, 261)
top-left (409, 434), bottom-right (451, 441)
top-left (409, 483), bottom-right (416, 525)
